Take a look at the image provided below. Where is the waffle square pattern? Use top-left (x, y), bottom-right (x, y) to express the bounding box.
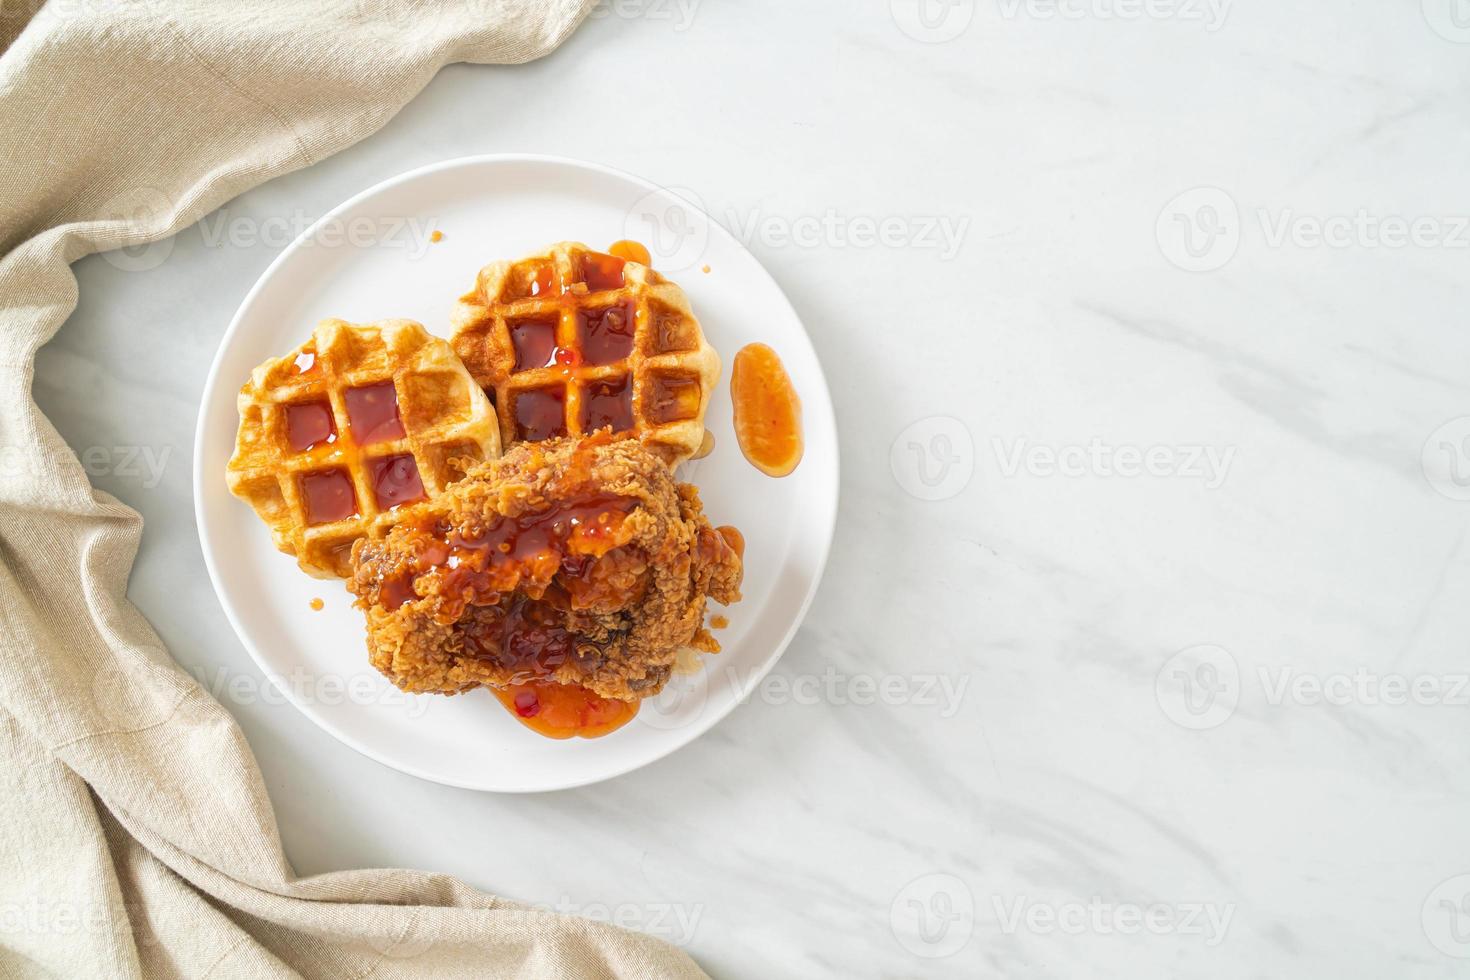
top-left (450, 242), bottom-right (720, 467)
top-left (227, 318), bottom-right (501, 578)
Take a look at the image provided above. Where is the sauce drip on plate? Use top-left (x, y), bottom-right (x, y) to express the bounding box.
top-left (492, 680), bottom-right (638, 739)
top-left (607, 239), bottom-right (651, 266)
top-left (730, 343), bottom-right (803, 477)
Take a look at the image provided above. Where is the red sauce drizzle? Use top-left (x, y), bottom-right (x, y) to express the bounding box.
top-left (580, 251), bottom-right (627, 292)
top-left (647, 374), bottom-right (701, 423)
top-left (577, 303), bottom-right (636, 365)
top-left (344, 382), bottom-right (405, 445)
top-left (509, 263), bottom-right (556, 299)
top-left (509, 317), bottom-right (559, 372)
top-left (369, 454), bottom-right (425, 510)
top-left (301, 469), bottom-right (357, 525)
top-left (376, 492), bottom-right (636, 637)
top-left (513, 388), bottom-right (568, 441)
top-left (284, 401), bottom-right (335, 452)
top-left (580, 376), bottom-right (634, 434)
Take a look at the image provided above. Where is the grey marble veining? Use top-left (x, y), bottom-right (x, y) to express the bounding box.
top-left (33, 2), bottom-right (1470, 976)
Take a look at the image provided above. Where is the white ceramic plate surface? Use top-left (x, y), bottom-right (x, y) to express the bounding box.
top-left (194, 155), bottom-right (837, 792)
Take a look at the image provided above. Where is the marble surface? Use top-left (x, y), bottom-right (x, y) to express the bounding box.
top-left (33, 2), bottom-right (1470, 976)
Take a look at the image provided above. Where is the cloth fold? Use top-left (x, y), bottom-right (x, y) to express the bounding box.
top-left (0, 2), bottom-right (707, 976)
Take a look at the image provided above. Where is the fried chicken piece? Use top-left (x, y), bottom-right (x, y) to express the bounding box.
top-left (348, 433), bottom-right (743, 701)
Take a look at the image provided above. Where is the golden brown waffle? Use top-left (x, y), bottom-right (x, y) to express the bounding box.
top-left (449, 241), bottom-right (720, 468)
top-left (226, 318), bottom-right (501, 579)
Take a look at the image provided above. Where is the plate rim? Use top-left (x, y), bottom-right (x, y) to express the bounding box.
top-left (192, 153), bottom-right (840, 792)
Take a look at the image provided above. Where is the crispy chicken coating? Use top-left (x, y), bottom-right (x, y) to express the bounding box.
top-left (348, 434), bottom-right (743, 701)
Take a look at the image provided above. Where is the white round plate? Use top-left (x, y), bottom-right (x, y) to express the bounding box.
top-left (194, 155), bottom-right (838, 792)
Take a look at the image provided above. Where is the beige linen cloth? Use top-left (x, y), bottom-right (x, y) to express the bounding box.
top-left (0, 2), bottom-right (708, 977)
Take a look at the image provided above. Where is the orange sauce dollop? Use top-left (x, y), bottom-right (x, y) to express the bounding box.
top-left (492, 680), bottom-right (639, 740)
top-left (730, 343), bottom-right (803, 477)
top-left (608, 240), bottom-right (651, 266)
top-left (717, 525), bottom-right (744, 559)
